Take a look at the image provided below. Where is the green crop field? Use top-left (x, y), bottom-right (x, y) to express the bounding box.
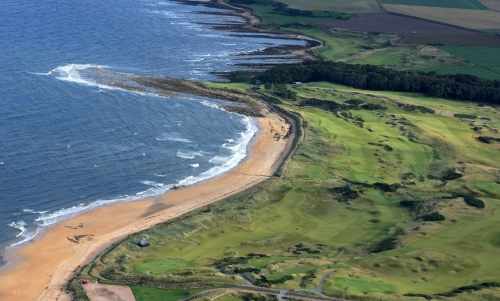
top-left (79, 81), bottom-right (500, 300)
top-left (439, 46), bottom-right (500, 67)
top-left (379, 0), bottom-right (488, 9)
top-left (276, 0), bottom-right (382, 13)
top-left (421, 65), bottom-right (500, 80)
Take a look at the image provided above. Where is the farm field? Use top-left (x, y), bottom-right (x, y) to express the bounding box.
top-left (379, 0), bottom-right (487, 9)
top-left (421, 65), bottom-right (500, 80)
top-left (275, 0), bottom-right (382, 13)
top-left (479, 0), bottom-right (500, 11)
top-left (383, 4), bottom-right (500, 29)
top-left (438, 46), bottom-right (500, 66)
top-left (419, 46), bottom-right (500, 80)
top-left (77, 81), bottom-right (500, 300)
top-left (398, 33), bottom-right (500, 47)
top-left (316, 13), bottom-right (476, 34)
top-left (222, 2), bottom-right (349, 29)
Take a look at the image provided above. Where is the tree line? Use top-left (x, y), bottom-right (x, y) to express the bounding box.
top-left (256, 61), bottom-right (500, 104)
top-left (226, 0), bottom-right (350, 19)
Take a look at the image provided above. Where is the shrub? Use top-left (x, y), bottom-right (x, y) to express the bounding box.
top-left (420, 213), bottom-right (445, 221)
top-left (454, 113), bottom-right (477, 119)
top-left (463, 195), bottom-right (485, 208)
top-left (330, 185), bottom-right (359, 202)
top-left (360, 103), bottom-right (387, 111)
top-left (371, 237), bottom-right (398, 253)
top-left (477, 136), bottom-right (500, 144)
top-left (373, 182), bottom-right (400, 192)
top-left (400, 200), bottom-right (421, 211)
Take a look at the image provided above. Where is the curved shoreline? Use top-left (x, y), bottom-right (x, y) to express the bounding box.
top-left (0, 105), bottom-right (294, 301)
top-left (0, 1), bottom-right (306, 300)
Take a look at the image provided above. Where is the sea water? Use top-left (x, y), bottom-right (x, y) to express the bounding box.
top-left (0, 0), bottom-right (305, 258)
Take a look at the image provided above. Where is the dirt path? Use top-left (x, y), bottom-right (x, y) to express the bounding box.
top-left (84, 283), bottom-right (135, 301)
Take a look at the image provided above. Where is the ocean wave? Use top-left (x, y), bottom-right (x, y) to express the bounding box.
top-left (156, 133), bottom-right (192, 143)
top-left (177, 116), bottom-right (257, 186)
top-left (141, 181), bottom-right (164, 187)
top-left (22, 209), bottom-right (49, 214)
top-left (176, 150), bottom-right (203, 159)
top-left (8, 227), bottom-right (41, 249)
top-left (208, 156), bottom-right (228, 164)
top-left (190, 163), bottom-right (200, 168)
top-left (154, 173), bottom-right (168, 177)
top-left (8, 116), bottom-right (257, 248)
top-left (8, 221), bottom-right (27, 237)
top-left (199, 100), bottom-right (221, 110)
top-left (33, 192), bottom-right (157, 227)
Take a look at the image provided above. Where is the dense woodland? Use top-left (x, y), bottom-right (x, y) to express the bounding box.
top-left (256, 61), bottom-right (500, 104)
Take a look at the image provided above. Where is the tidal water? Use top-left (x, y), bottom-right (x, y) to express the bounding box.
top-left (0, 0), bottom-right (305, 258)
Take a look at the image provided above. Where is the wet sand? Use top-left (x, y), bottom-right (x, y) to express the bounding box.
top-left (0, 109), bottom-right (292, 301)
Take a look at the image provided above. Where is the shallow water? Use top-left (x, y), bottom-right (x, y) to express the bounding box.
top-left (0, 0), bottom-right (305, 257)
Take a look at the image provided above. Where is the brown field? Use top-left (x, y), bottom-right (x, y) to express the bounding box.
top-left (478, 0), bottom-right (500, 12)
top-left (278, 0), bottom-right (382, 13)
top-left (399, 33), bottom-right (500, 46)
top-left (317, 13), bottom-right (476, 33)
top-left (384, 4), bottom-right (500, 29)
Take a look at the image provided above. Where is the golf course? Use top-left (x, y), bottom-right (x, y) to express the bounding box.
top-left (67, 0), bottom-right (500, 300)
top-left (73, 80), bottom-right (500, 300)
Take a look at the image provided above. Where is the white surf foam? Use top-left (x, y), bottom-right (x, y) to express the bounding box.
top-left (199, 100), bottom-right (222, 110)
top-left (176, 150), bottom-right (203, 159)
top-left (177, 116), bottom-right (257, 187)
top-left (156, 133), bottom-right (193, 143)
top-left (8, 221), bottom-right (26, 237)
top-left (190, 163), bottom-right (200, 168)
top-left (22, 209), bottom-right (49, 214)
top-left (141, 181), bottom-right (164, 187)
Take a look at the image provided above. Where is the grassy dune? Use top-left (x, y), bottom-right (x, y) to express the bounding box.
top-left (80, 81), bottom-right (500, 300)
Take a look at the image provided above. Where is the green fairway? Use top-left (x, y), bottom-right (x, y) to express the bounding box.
top-left (133, 258), bottom-right (196, 274)
top-left (328, 277), bottom-right (397, 294)
top-left (379, 0), bottom-right (487, 9)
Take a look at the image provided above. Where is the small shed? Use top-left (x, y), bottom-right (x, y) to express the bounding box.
top-left (293, 82), bottom-right (302, 85)
top-left (138, 237), bottom-right (150, 248)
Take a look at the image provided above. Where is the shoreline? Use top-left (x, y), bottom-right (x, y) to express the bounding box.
top-left (0, 1), bottom-right (305, 300)
top-left (0, 108), bottom-right (294, 301)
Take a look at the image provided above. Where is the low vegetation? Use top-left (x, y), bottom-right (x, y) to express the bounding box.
top-left (72, 80), bottom-right (500, 300)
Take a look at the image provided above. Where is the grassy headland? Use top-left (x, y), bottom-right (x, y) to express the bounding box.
top-left (76, 80), bottom-right (500, 300)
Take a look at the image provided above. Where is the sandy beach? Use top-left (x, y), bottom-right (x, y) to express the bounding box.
top-left (0, 107), bottom-right (292, 301)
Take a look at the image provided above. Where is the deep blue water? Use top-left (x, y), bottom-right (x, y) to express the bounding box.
top-left (0, 0), bottom-right (305, 256)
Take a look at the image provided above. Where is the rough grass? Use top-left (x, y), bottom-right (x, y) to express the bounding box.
top-left (383, 4), bottom-right (500, 29)
top-left (130, 286), bottom-right (207, 301)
